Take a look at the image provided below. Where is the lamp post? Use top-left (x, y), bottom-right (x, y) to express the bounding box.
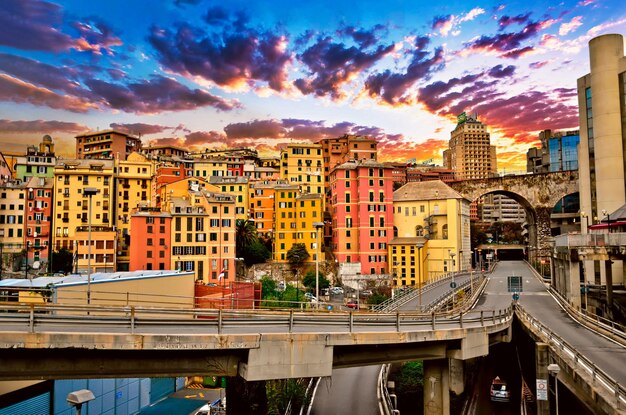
top-left (580, 211), bottom-right (589, 233)
top-left (24, 241), bottom-right (30, 280)
top-left (548, 363), bottom-right (560, 415)
top-left (313, 222), bottom-right (324, 309)
top-left (84, 188), bottom-right (98, 305)
top-left (449, 250), bottom-right (456, 307)
top-left (416, 242), bottom-right (424, 312)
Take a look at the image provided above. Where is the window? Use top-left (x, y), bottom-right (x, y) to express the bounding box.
top-left (442, 224), bottom-right (448, 239)
top-left (147, 238), bottom-right (153, 246)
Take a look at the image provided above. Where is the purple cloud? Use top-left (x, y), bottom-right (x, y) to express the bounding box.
top-left (364, 36), bottom-right (445, 105)
top-left (148, 11), bottom-right (292, 92)
top-left (0, 119), bottom-right (89, 133)
top-left (85, 75), bottom-right (241, 114)
top-left (71, 18), bottom-right (123, 55)
top-left (295, 34), bottom-right (395, 99)
top-left (338, 25), bottom-right (387, 48)
top-left (109, 123), bottom-right (173, 136)
top-left (498, 13), bottom-right (531, 29)
top-left (488, 64), bottom-right (516, 78)
top-left (462, 20), bottom-right (549, 58)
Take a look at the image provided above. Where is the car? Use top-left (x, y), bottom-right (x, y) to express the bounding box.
top-left (304, 292), bottom-right (318, 302)
top-left (330, 287), bottom-right (344, 295)
top-left (490, 376), bottom-right (510, 402)
top-left (346, 299), bottom-right (359, 309)
top-left (360, 289), bottom-right (373, 297)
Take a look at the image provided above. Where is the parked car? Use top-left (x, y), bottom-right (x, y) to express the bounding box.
top-left (360, 289), bottom-right (373, 297)
top-left (346, 299), bottom-right (359, 309)
top-left (490, 376), bottom-right (510, 402)
top-left (330, 287), bottom-right (344, 295)
top-left (304, 292), bottom-right (318, 303)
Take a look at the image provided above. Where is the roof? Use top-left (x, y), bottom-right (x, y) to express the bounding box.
top-left (75, 129), bottom-right (138, 139)
top-left (334, 159), bottom-right (389, 170)
top-left (393, 180), bottom-right (467, 202)
top-left (0, 270), bottom-right (194, 289)
top-left (389, 237), bottom-right (428, 245)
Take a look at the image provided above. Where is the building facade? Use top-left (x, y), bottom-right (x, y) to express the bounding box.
top-left (330, 160), bottom-right (394, 276)
top-left (280, 143), bottom-right (324, 197)
top-left (75, 130), bottom-right (141, 160)
top-left (443, 113), bottom-right (497, 180)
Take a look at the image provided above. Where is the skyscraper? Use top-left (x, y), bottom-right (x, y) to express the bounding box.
top-left (443, 112), bottom-right (497, 180)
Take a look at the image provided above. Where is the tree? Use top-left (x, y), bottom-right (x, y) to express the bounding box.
top-left (245, 240), bottom-right (270, 266)
top-left (302, 271), bottom-right (330, 292)
top-left (287, 243), bottom-right (309, 268)
top-left (236, 219), bottom-right (261, 264)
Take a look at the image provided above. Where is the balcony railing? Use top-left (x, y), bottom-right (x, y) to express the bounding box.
top-left (555, 232), bottom-right (626, 248)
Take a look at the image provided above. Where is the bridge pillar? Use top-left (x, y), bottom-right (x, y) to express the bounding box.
top-left (567, 260), bottom-right (582, 309)
top-left (423, 359), bottom-right (450, 415)
top-left (604, 260), bottom-right (614, 318)
top-left (448, 358), bottom-right (464, 395)
top-left (535, 342), bottom-right (550, 415)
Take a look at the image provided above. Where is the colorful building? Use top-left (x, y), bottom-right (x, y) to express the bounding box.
top-left (0, 180), bottom-right (26, 271)
top-left (391, 180), bottom-right (471, 286)
top-left (280, 143), bottom-right (324, 197)
top-left (24, 177), bottom-right (54, 267)
top-left (13, 135), bottom-right (57, 181)
top-left (209, 176), bottom-right (250, 219)
top-left (330, 160), bottom-right (394, 276)
top-left (129, 207), bottom-right (172, 272)
top-left (75, 129), bottom-right (141, 160)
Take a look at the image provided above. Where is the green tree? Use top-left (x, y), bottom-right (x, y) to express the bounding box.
top-left (302, 271), bottom-right (330, 292)
top-left (236, 219), bottom-right (261, 264)
top-left (260, 275), bottom-right (277, 298)
top-left (245, 240), bottom-right (270, 266)
top-left (287, 243), bottom-right (309, 268)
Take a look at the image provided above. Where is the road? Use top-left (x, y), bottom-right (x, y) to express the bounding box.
top-left (309, 365), bottom-right (381, 415)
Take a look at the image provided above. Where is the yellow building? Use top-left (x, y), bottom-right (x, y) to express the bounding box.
top-left (163, 178), bottom-right (236, 282)
top-left (390, 180), bottom-right (470, 286)
top-left (52, 159), bottom-right (115, 254)
top-left (209, 176), bottom-right (250, 220)
top-left (249, 180), bottom-right (287, 237)
top-left (280, 143), bottom-right (324, 199)
top-left (0, 181), bottom-right (26, 257)
top-left (274, 189), bottom-right (324, 263)
top-left (115, 153), bottom-right (155, 270)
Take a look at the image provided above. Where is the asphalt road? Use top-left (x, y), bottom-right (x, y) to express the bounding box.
top-left (309, 365), bottom-right (381, 415)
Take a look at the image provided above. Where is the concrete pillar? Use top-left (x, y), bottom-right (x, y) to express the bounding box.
top-left (604, 260), bottom-right (614, 316)
top-left (448, 358), bottom-right (464, 395)
top-left (424, 359), bottom-right (450, 415)
top-left (535, 342), bottom-right (550, 415)
top-left (568, 259), bottom-right (582, 309)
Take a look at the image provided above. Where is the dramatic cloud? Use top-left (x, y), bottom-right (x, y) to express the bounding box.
top-left (338, 25), bottom-right (387, 48)
top-left (529, 61), bottom-right (549, 69)
top-left (295, 33), bottom-right (395, 99)
top-left (224, 119), bottom-right (287, 139)
top-left (0, 74), bottom-right (95, 112)
top-left (0, 53), bottom-right (93, 99)
top-left (71, 18), bottom-right (123, 55)
top-left (148, 9), bottom-right (292, 92)
top-left (185, 131), bottom-right (226, 145)
top-left (0, 0), bottom-right (74, 52)
top-left (498, 13), bottom-right (531, 29)
top-left (85, 75), bottom-right (241, 114)
top-left (432, 8), bottom-right (486, 37)
top-left (462, 20), bottom-right (551, 58)
top-left (110, 123), bottom-right (173, 136)
top-left (0, 119), bottom-right (89, 133)
top-left (364, 36), bottom-right (445, 105)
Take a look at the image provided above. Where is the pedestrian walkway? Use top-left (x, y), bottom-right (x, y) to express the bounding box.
top-left (139, 387), bottom-right (224, 415)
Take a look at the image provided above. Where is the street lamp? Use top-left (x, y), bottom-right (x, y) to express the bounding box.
top-left (84, 187), bottom-right (99, 305)
top-left (24, 241), bottom-right (30, 280)
top-left (416, 242), bottom-right (424, 312)
top-left (602, 209), bottom-right (611, 233)
top-left (313, 221), bottom-right (324, 309)
top-left (580, 211), bottom-right (589, 233)
top-left (548, 363), bottom-right (560, 415)
top-left (67, 389), bottom-right (95, 415)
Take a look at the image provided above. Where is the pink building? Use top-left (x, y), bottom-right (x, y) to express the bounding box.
top-left (330, 160), bottom-right (394, 275)
top-left (24, 177), bottom-right (54, 266)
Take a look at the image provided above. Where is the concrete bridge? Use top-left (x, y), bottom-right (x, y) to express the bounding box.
top-left (1, 261), bottom-right (625, 415)
top-left (449, 171), bottom-right (579, 251)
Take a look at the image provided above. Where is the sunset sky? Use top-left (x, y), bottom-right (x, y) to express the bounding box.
top-left (1, 0), bottom-right (625, 171)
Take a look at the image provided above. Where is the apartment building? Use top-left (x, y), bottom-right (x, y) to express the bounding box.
top-left (274, 191), bottom-right (324, 263)
top-left (24, 177), bottom-right (54, 266)
top-left (0, 181), bottom-right (26, 262)
top-left (52, 160), bottom-right (115, 255)
top-left (443, 113), bottom-right (497, 180)
top-left (391, 180), bottom-right (471, 286)
top-left (129, 207), bottom-right (172, 272)
top-left (75, 130), bottom-right (141, 160)
top-left (249, 180), bottom-right (290, 236)
top-left (115, 154), bottom-right (155, 270)
top-left (280, 143), bottom-right (324, 197)
top-left (209, 176), bottom-right (250, 220)
top-left (13, 135), bottom-right (57, 181)
top-left (330, 160), bottom-right (394, 276)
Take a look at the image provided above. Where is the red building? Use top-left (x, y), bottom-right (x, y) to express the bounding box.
top-left (129, 207), bottom-right (172, 271)
top-left (24, 177), bottom-right (54, 267)
top-left (330, 159), bottom-right (394, 275)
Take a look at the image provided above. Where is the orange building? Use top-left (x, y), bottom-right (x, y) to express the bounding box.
top-left (129, 207), bottom-right (172, 272)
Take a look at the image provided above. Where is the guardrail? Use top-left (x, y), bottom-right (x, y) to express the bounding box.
top-left (0, 303), bottom-right (514, 336)
top-left (515, 304), bottom-right (626, 411)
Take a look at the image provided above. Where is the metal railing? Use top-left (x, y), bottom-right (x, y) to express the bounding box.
top-left (515, 305), bottom-right (626, 411)
top-left (0, 303), bottom-right (514, 336)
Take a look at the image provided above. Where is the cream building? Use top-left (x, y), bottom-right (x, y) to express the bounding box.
top-left (390, 180), bottom-right (471, 286)
top-left (578, 33), bottom-right (626, 285)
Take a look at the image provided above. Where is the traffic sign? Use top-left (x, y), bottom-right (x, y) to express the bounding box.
top-left (507, 275), bottom-right (523, 292)
top-left (536, 379), bottom-right (548, 401)
top-left (450, 282), bottom-right (457, 289)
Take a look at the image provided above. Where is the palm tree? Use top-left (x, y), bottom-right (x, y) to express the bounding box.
top-left (236, 219), bottom-right (258, 258)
